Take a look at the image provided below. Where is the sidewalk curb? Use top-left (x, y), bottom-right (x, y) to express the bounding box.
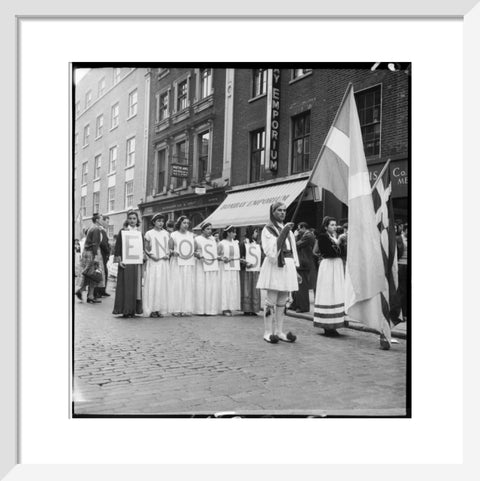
top-left (286, 310), bottom-right (407, 340)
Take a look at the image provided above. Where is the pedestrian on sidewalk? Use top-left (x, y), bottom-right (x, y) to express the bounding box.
top-left (194, 222), bottom-right (221, 316)
top-left (112, 210), bottom-right (144, 318)
top-left (94, 214), bottom-right (111, 299)
top-left (239, 226), bottom-right (262, 316)
top-left (257, 201), bottom-right (299, 344)
top-left (143, 213), bottom-right (170, 318)
top-left (313, 216), bottom-right (347, 336)
top-left (291, 222), bottom-right (316, 313)
top-left (396, 222), bottom-right (408, 322)
top-left (218, 225), bottom-right (241, 316)
top-left (169, 216), bottom-right (196, 317)
top-left (75, 213), bottom-right (105, 304)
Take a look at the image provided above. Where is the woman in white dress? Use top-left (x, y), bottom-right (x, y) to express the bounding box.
top-left (143, 213), bottom-right (170, 318)
top-left (169, 216), bottom-right (196, 316)
top-left (313, 216), bottom-right (346, 336)
top-left (218, 225), bottom-right (241, 316)
top-left (194, 222), bottom-right (221, 315)
top-left (257, 202), bottom-right (299, 344)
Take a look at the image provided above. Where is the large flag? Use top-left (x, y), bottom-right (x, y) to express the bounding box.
top-left (309, 83), bottom-right (391, 343)
top-left (372, 165), bottom-right (403, 325)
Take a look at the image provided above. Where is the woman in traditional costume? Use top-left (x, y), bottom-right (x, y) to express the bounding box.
top-left (143, 213), bottom-right (170, 318)
top-left (239, 226), bottom-right (262, 316)
top-left (313, 216), bottom-right (347, 336)
top-left (194, 222), bottom-right (221, 315)
top-left (169, 216), bottom-right (196, 316)
top-left (257, 202), bottom-right (299, 343)
top-left (112, 210), bottom-right (143, 318)
top-left (218, 226), bottom-right (241, 316)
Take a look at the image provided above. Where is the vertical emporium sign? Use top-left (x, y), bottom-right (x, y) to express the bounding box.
top-left (265, 68), bottom-right (280, 173)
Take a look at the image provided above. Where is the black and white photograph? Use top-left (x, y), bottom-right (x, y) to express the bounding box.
top-left (72, 64), bottom-right (410, 417)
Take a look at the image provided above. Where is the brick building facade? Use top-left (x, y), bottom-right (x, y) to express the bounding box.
top-left (139, 68), bottom-right (232, 229)
top-left (74, 67), bottom-right (149, 240)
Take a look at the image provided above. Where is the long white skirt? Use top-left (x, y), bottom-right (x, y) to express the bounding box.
top-left (169, 257), bottom-right (195, 314)
top-left (219, 263), bottom-right (241, 312)
top-left (256, 257), bottom-right (298, 292)
top-left (313, 257), bottom-right (346, 329)
top-left (194, 261), bottom-right (221, 315)
top-left (143, 258), bottom-right (169, 316)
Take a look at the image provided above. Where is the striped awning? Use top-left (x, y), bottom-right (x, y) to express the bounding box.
top-left (198, 179), bottom-right (309, 228)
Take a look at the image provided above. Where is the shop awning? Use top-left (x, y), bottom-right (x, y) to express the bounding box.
top-left (198, 179), bottom-right (309, 228)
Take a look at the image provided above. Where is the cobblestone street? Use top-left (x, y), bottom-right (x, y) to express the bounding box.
top-left (73, 292), bottom-right (407, 416)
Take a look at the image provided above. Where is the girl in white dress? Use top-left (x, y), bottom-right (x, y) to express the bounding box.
top-left (194, 222), bottom-right (221, 315)
top-left (218, 226), bottom-right (241, 316)
top-left (257, 202), bottom-right (299, 343)
top-left (143, 213), bottom-right (170, 318)
top-left (169, 216), bottom-right (196, 316)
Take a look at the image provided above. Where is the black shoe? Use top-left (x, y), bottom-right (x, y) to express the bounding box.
top-left (87, 298), bottom-right (101, 304)
top-left (75, 290), bottom-right (83, 301)
top-left (263, 334), bottom-right (279, 344)
top-left (279, 332), bottom-right (297, 343)
top-left (101, 292), bottom-right (111, 297)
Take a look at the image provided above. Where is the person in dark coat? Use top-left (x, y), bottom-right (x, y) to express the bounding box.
top-left (291, 222), bottom-right (316, 313)
top-left (112, 211), bottom-right (144, 318)
top-left (94, 214), bottom-right (111, 298)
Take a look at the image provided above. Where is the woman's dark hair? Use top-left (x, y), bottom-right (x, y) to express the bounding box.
top-left (126, 210), bottom-right (141, 227)
top-left (92, 213), bottom-right (101, 223)
top-left (165, 220), bottom-right (175, 229)
top-left (222, 225), bottom-right (236, 239)
top-left (321, 216), bottom-right (336, 231)
top-left (151, 213), bottom-right (166, 225)
top-left (244, 225), bottom-right (258, 242)
top-left (200, 222), bottom-right (212, 232)
top-left (298, 221), bottom-right (309, 230)
top-left (175, 215), bottom-right (189, 231)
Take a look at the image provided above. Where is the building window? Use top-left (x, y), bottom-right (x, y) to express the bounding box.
top-left (98, 77), bottom-right (106, 97)
top-left (94, 154), bottom-right (102, 179)
top-left (124, 180), bottom-right (134, 209)
top-left (173, 140), bottom-right (187, 188)
top-left (75, 101), bottom-right (80, 117)
top-left (95, 114), bottom-right (104, 138)
top-left (126, 137), bottom-right (136, 167)
top-left (157, 91), bottom-right (169, 122)
top-left (107, 225), bottom-right (114, 239)
top-left (291, 69), bottom-right (312, 80)
top-left (83, 124), bottom-right (90, 147)
top-left (111, 103), bottom-right (119, 129)
top-left (197, 131), bottom-right (210, 182)
top-left (113, 68), bottom-right (121, 85)
top-left (250, 129), bottom-right (265, 182)
top-left (107, 186), bottom-right (115, 212)
top-left (199, 68), bottom-right (212, 99)
top-left (291, 111), bottom-right (311, 174)
top-left (108, 145), bottom-right (117, 173)
top-left (92, 191), bottom-right (100, 214)
top-left (81, 161), bottom-right (88, 184)
top-left (85, 90), bottom-right (92, 109)
top-left (128, 89), bottom-right (138, 118)
top-left (252, 69), bottom-right (267, 97)
top-left (80, 195), bottom-right (86, 217)
top-left (355, 86), bottom-right (381, 156)
top-left (176, 79), bottom-right (188, 111)
top-left (74, 133), bottom-right (79, 153)
top-left (156, 148), bottom-right (167, 193)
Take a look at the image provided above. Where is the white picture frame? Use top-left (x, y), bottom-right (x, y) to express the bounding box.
top-left (2, 0), bottom-right (478, 478)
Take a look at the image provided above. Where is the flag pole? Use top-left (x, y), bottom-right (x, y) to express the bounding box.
top-left (290, 83), bottom-right (354, 223)
top-left (370, 158), bottom-right (391, 193)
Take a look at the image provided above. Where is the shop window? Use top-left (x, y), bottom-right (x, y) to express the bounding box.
top-left (355, 86), bottom-right (381, 157)
top-left (291, 111), bottom-right (311, 173)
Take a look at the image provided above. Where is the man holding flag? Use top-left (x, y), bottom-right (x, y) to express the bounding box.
top-left (306, 83), bottom-right (393, 349)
